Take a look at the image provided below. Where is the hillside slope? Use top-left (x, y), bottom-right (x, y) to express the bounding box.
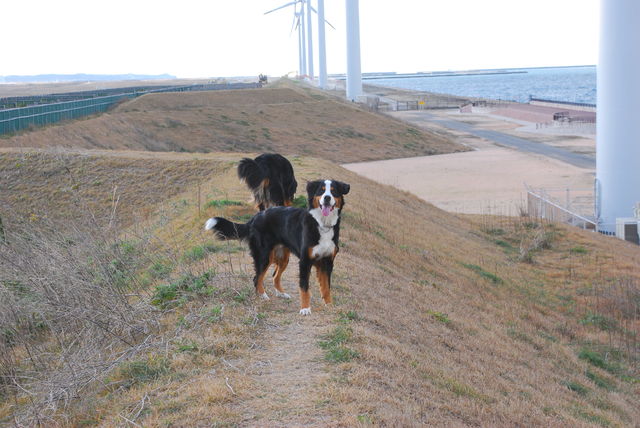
top-left (1, 150), bottom-right (639, 427)
top-left (0, 83), bottom-right (466, 162)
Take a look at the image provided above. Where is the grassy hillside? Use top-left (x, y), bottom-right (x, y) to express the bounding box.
top-left (1, 150), bottom-right (639, 427)
top-left (0, 81), bottom-right (466, 162)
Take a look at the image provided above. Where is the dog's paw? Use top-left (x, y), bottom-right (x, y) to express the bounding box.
top-left (299, 307), bottom-right (311, 316)
top-left (259, 293), bottom-right (270, 300)
top-left (275, 290), bottom-right (291, 299)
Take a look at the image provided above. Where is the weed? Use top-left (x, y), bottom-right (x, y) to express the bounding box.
top-left (357, 414), bottom-right (374, 424)
top-left (338, 310), bottom-right (360, 323)
top-left (406, 127), bottom-right (421, 137)
top-left (462, 263), bottom-right (504, 284)
top-left (149, 260), bottom-right (173, 279)
top-left (182, 245), bottom-right (207, 262)
top-left (426, 310), bottom-right (451, 325)
top-left (177, 341), bottom-right (199, 353)
top-left (207, 305), bottom-right (224, 323)
top-left (232, 286), bottom-right (252, 304)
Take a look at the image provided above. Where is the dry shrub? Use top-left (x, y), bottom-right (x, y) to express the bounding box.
top-left (0, 211), bottom-right (161, 425)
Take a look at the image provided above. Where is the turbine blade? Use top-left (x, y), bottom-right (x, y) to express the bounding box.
top-left (264, 1), bottom-right (297, 15)
top-left (308, 5), bottom-right (336, 29)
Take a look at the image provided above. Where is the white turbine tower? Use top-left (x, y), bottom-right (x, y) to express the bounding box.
top-left (317, 0), bottom-right (328, 88)
top-left (345, 0), bottom-right (363, 101)
top-left (596, 0), bottom-right (640, 234)
top-left (306, 0), bottom-right (314, 79)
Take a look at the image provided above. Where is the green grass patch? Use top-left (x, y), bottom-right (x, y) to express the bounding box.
top-left (114, 356), bottom-right (170, 389)
top-left (562, 380), bottom-right (590, 396)
top-left (586, 370), bottom-right (616, 391)
top-left (319, 326), bottom-right (359, 363)
top-left (570, 246), bottom-right (588, 254)
top-left (151, 271), bottom-right (216, 309)
top-left (572, 407), bottom-right (612, 427)
top-left (494, 239), bottom-right (516, 252)
top-left (579, 312), bottom-right (618, 331)
top-left (578, 348), bottom-right (623, 376)
top-left (462, 263), bottom-right (504, 284)
top-left (292, 195), bottom-right (307, 209)
top-left (205, 199), bottom-right (244, 209)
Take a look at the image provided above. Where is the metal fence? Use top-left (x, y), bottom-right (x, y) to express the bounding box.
top-left (525, 184), bottom-right (597, 230)
top-left (0, 94), bottom-right (136, 135)
top-left (0, 82), bottom-right (261, 135)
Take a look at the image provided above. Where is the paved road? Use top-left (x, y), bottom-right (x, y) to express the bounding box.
top-left (403, 111), bottom-right (595, 169)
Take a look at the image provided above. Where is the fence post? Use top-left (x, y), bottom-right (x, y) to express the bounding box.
top-left (0, 215), bottom-right (5, 243)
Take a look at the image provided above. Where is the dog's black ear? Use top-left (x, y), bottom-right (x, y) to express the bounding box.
top-left (335, 181), bottom-right (350, 195)
top-left (306, 180), bottom-right (323, 197)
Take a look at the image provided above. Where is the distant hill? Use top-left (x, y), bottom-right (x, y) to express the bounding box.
top-left (1, 73), bottom-right (176, 83)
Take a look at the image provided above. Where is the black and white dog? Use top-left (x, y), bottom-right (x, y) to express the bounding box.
top-left (205, 179), bottom-right (350, 315)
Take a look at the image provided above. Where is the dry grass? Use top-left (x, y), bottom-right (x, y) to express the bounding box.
top-left (2, 153), bottom-right (638, 427)
top-left (0, 81), bottom-right (467, 163)
top-left (1, 86), bottom-right (639, 426)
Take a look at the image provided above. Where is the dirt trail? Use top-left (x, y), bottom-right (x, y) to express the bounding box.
top-left (226, 275), bottom-right (337, 427)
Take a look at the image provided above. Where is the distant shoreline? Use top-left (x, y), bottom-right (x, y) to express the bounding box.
top-left (360, 70), bottom-right (528, 80)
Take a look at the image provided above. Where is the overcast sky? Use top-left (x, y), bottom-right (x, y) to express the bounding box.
top-left (3, 0), bottom-right (598, 78)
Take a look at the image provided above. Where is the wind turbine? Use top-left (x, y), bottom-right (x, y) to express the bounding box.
top-left (265, 1), bottom-right (308, 78)
top-left (265, 1), bottom-right (335, 81)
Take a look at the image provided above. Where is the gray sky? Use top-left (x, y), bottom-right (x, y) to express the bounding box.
top-left (3, 0), bottom-right (598, 78)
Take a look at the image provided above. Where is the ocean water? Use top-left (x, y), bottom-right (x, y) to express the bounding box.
top-left (368, 66), bottom-right (596, 105)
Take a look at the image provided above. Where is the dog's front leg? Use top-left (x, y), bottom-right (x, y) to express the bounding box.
top-left (299, 257), bottom-right (312, 315)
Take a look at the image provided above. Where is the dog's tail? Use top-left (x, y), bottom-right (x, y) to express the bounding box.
top-left (237, 157), bottom-right (266, 192)
top-left (237, 157), bottom-right (269, 209)
top-left (204, 217), bottom-right (250, 240)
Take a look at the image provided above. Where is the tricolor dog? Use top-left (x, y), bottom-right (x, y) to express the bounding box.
top-left (205, 179), bottom-right (350, 315)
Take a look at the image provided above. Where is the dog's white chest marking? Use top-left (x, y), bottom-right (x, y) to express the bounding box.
top-left (312, 226), bottom-right (335, 258)
top-left (309, 207), bottom-right (337, 259)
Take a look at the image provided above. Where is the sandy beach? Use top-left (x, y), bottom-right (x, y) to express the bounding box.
top-left (343, 101), bottom-right (596, 216)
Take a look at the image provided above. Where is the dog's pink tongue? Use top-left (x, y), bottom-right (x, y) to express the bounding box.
top-left (322, 205), bottom-right (331, 216)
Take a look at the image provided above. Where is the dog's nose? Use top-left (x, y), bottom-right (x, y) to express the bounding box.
top-left (323, 195), bottom-right (331, 205)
